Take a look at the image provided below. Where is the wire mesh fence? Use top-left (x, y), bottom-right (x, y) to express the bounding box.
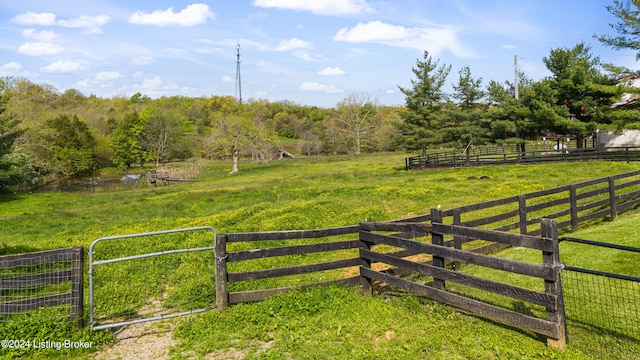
top-left (0, 247), bottom-right (83, 325)
top-left (562, 267), bottom-right (640, 359)
top-left (89, 227), bottom-right (217, 330)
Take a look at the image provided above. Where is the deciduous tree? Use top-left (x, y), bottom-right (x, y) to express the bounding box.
top-left (111, 111), bottom-right (146, 170)
top-left (35, 114), bottom-right (97, 177)
top-left (205, 112), bottom-right (277, 173)
top-left (334, 92), bottom-right (377, 155)
top-left (0, 87), bottom-right (26, 189)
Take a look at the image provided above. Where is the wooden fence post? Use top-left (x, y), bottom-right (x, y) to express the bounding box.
top-left (608, 177), bottom-right (617, 221)
top-left (215, 234), bottom-right (228, 312)
top-left (626, 147), bottom-right (630, 162)
top-left (430, 208), bottom-right (445, 290)
top-left (541, 218), bottom-right (567, 350)
top-left (518, 194), bottom-right (528, 235)
top-left (453, 209), bottom-right (462, 271)
top-left (70, 246), bottom-right (84, 328)
top-left (569, 185), bottom-right (578, 232)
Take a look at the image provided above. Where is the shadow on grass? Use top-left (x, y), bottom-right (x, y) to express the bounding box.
top-left (0, 243), bottom-right (41, 256)
top-left (0, 193), bottom-right (20, 203)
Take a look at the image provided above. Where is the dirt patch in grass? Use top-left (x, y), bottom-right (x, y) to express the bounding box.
top-left (92, 321), bottom-right (176, 360)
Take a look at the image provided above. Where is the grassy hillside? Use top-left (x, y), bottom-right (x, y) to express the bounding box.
top-left (1, 153), bottom-right (638, 252)
top-left (1, 153), bottom-right (639, 359)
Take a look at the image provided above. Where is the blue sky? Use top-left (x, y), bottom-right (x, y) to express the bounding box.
top-left (0, 0), bottom-right (637, 107)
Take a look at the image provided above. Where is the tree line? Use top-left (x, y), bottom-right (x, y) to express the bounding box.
top-left (2, 0), bottom-right (640, 190)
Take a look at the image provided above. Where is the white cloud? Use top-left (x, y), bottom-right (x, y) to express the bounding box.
top-left (253, 0), bottom-right (375, 16)
top-left (11, 12), bottom-right (56, 26)
top-left (11, 12), bottom-right (109, 34)
top-left (221, 75), bottom-right (234, 83)
top-left (133, 71), bottom-right (145, 78)
top-left (129, 4), bottom-right (215, 26)
top-left (275, 38), bottom-right (313, 51)
top-left (140, 76), bottom-right (162, 89)
top-left (0, 62), bottom-right (22, 75)
top-left (385, 89), bottom-right (396, 95)
top-left (74, 78), bottom-right (91, 88)
top-left (299, 81), bottom-right (343, 93)
top-left (95, 71), bottom-right (124, 81)
top-left (57, 15), bottom-right (110, 34)
top-left (292, 50), bottom-right (322, 62)
top-left (502, 44), bottom-right (517, 50)
top-left (17, 42), bottom-right (64, 56)
top-left (41, 61), bottom-right (83, 73)
top-left (318, 66), bottom-right (345, 76)
top-left (131, 56), bottom-right (154, 65)
top-left (334, 20), bottom-right (471, 57)
top-left (22, 29), bottom-right (60, 41)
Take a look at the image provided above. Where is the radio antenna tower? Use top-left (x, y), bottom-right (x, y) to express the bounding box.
top-left (235, 42), bottom-right (242, 104)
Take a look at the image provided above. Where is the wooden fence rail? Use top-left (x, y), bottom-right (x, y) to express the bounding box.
top-left (359, 213), bottom-right (567, 349)
top-left (406, 146), bottom-right (640, 170)
top-left (399, 169), bottom-right (640, 238)
top-left (215, 226), bottom-right (362, 312)
top-left (0, 247), bottom-right (83, 327)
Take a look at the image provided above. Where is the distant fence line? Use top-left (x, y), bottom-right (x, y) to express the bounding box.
top-left (406, 146), bottom-right (640, 170)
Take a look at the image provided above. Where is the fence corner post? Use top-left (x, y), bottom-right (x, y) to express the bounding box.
top-left (541, 218), bottom-right (567, 350)
top-left (430, 208), bottom-right (445, 290)
top-left (71, 246), bottom-right (84, 328)
top-left (215, 234), bottom-right (229, 313)
top-left (359, 223), bottom-right (374, 296)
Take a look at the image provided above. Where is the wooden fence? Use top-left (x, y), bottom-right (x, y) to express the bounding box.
top-left (406, 146), bottom-right (640, 170)
top-left (359, 212), bottom-right (567, 349)
top-left (215, 170), bottom-right (640, 347)
top-left (0, 247), bottom-right (84, 326)
top-left (212, 217), bottom-right (568, 348)
top-left (214, 226), bottom-right (362, 311)
top-left (398, 169), bottom-right (640, 238)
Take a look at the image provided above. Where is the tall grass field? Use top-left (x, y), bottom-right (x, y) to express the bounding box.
top-left (0, 153), bottom-right (639, 359)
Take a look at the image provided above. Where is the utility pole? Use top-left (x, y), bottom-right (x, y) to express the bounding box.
top-left (235, 42), bottom-right (242, 104)
top-left (514, 55), bottom-right (519, 100)
top-left (514, 55), bottom-right (522, 156)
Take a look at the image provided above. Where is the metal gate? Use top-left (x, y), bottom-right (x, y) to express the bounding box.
top-left (560, 237), bottom-right (640, 359)
top-left (89, 226), bottom-right (217, 330)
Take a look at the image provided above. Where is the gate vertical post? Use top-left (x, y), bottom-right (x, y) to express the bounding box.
top-left (215, 234), bottom-right (228, 313)
top-left (70, 246), bottom-right (84, 328)
top-left (541, 218), bottom-right (567, 350)
top-left (569, 185), bottom-right (578, 232)
top-left (430, 208), bottom-right (445, 290)
top-left (608, 177), bottom-right (617, 221)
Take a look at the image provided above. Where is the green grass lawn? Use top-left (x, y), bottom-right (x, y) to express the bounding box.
top-left (0, 153), bottom-right (639, 359)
